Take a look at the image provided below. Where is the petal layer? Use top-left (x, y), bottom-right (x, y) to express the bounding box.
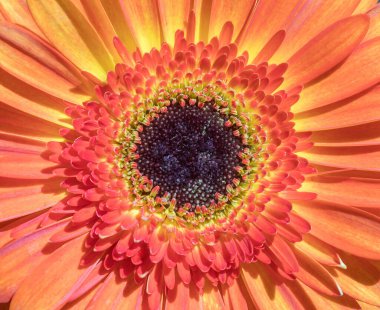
top-left (0, 220), bottom-right (68, 302)
top-left (293, 37), bottom-right (380, 113)
top-left (294, 201), bottom-right (380, 259)
top-left (27, 0), bottom-right (113, 81)
top-left (10, 235), bottom-right (92, 309)
top-left (303, 176), bottom-right (380, 208)
top-left (295, 87), bottom-right (380, 131)
top-left (283, 15), bottom-right (369, 88)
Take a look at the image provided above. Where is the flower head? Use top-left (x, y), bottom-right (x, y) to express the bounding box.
top-left (0, 1), bottom-right (380, 309)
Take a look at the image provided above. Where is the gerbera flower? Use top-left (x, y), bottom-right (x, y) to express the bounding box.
top-left (1, 0), bottom-right (380, 309)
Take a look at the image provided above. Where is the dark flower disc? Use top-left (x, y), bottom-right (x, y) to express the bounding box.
top-left (136, 102), bottom-right (244, 208)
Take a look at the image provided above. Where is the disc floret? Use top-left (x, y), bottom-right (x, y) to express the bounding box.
top-left (116, 84), bottom-right (262, 227)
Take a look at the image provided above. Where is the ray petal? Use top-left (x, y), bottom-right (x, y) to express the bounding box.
top-left (293, 247), bottom-right (342, 296)
top-left (327, 253), bottom-right (380, 306)
top-left (241, 263), bottom-right (302, 309)
top-left (365, 5), bottom-right (380, 41)
top-left (27, 0), bottom-right (114, 81)
top-left (272, 0), bottom-right (361, 62)
top-left (119, 0), bottom-right (161, 52)
top-left (294, 201), bottom-right (380, 260)
top-left (283, 15), bottom-right (369, 88)
top-left (220, 277), bottom-right (255, 310)
top-left (353, 0), bottom-right (378, 14)
top-left (0, 1), bottom-right (44, 37)
top-left (0, 180), bottom-right (64, 222)
top-left (303, 176), bottom-right (380, 208)
top-left (295, 87), bottom-right (380, 131)
top-left (99, 0), bottom-right (136, 51)
top-left (158, 0), bottom-right (191, 46)
top-left (208, 0), bottom-right (256, 42)
top-left (238, 0), bottom-right (304, 58)
top-left (301, 145), bottom-right (380, 171)
top-left (0, 152), bottom-right (56, 179)
top-left (293, 37), bottom-right (380, 113)
top-left (0, 23), bottom-right (89, 104)
top-left (0, 220), bottom-right (68, 302)
top-left (309, 121), bottom-right (380, 147)
top-left (10, 235), bottom-right (94, 310)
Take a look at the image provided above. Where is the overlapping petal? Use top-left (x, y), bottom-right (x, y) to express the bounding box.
top-left (0, 0), bottom-right (379, 309)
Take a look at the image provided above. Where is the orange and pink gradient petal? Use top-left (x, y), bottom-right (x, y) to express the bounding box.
top-left (0, 0), bottom-right (379, 309)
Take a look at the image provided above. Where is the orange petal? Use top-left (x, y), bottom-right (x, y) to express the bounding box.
top-left (208, 0), bottom-right (256, 42)
top-left (62, 281), bottom-right (101, 310)
top-left (10, 235), bottom-right (93, 309)
top-left (294, 201), bottom-right (380, 259)
top-left (0, 153), bottom-right (54, 179)
top-left (0, 133), bottom-right (46, 154)
top-left (301, 145), bottom-right (380, 171)
top-left (237, 0), bottom-right (304, 58)
top-left (357, 300), bottom-right (380, 310)
top-left (310, 121), bottom-right (380, 147)
top-left (293, 247), bottom-right (342, 296)
top-left (283, 15), bottom-right (369, 88)
top-left (80, 0), bottom-right (122, 63)
top-left (353, 0), bottom-right (378, 13)
top-left (199, 282), bottom-right (225, 310)
top-left (272, 0), bottom-right (361, 62)
top-left (365, 5), bottom-right (380, 41)
top-left (303, 176), bottom-right (380, 208)
top-left (327, 253), bottom-right (380, 306)
top-left (287, 279), bottom-right (361, 309)
top-left (165, 281), bottom-right (190, 310)
top-left (0, 23), bottom-right (89, 104)
top-left (27, 0), bottom-right (114, 81)
top-left (119, 0), bottom-right (161, 52)
top-left (0, 0), bottom-right (45, 38)
top-left (192, 0), bottom-right (212, 42)
top-left (158, 0), bottom-right (190, 46)
top-left (221, 277), bottom-right (255, 310)
top-left (86, 272), bottom-right (123, 310)
top-left (253, 30), bottom-right (286, 64)
top-left (241, 262), bottom-right (302, 309)
top-left (98, 0), bottom-right (137, 51)
top-left (0, 71), bottom-right (70, 130)
top-left (295, 234), bottom-right (342, 267)
top-left (293, 37), bottom-right (380, 113)
top-left (295, 87), bottom-right (380, 131)
top-left (0, 211), bottom-right (44, 247)
top-left (0, 180), bottom-right (64, 222)
top-left (113, 280), bottom-right (144, 310)
top-left (269, 235), bottom-right (299, 274)
top-left (0, 102), bottom-right (65, 141)
top-left (0, 220), bottom-right (68, 302)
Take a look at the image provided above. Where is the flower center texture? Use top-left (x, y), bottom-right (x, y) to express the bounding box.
top-left (118, 86), bottom-right (258, 224)
top-left (135, 101), bottom-right (244, 209)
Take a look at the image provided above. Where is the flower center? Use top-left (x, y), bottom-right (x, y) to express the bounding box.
top-left (117, 85), bottom-right (260, 225)
top-left (136, 101), bottom-right (244, 209)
